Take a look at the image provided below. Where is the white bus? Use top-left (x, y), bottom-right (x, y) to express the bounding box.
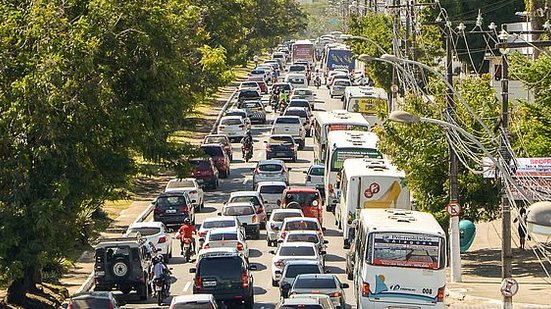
top-left (337, 158), bottom-right (411, 248)
top-left (353, 209), bottom-right (447, 309)
top-left (312, 110), bottom-right (370, 162)
top-left (342, 86), bottom-right (388, 127)
top-left (324, 131), bottom-right (382, 212)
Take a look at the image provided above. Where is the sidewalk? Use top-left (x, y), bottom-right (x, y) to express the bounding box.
top-left (446, 219), bottom-right (551, 308)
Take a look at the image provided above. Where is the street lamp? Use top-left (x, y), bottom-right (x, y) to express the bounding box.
top-left (340, 34), bottom-right (389, 54)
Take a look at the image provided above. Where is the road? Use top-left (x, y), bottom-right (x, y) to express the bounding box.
top-left (118, 81), bottom-right (349, 308)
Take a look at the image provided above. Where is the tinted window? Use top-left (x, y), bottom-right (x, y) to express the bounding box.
top-left (239, 90), bottom-right (260, 98)
top-left (259, 164), bottom-right (283, 172)
top-left (289, 101), bottom-right (309, 108)
top-left (259, 185), bottom-right (286, 194)
top-left (230, 196), bottom-right (260, 206)
top-left (221, 118), bottom-right (242, 125)
top-left (287, 233), bottom-right (320, 244)
top-left (71, 299), bottom-right (111, 308)
top-left (198, 257), bottom-right (243, 277)
top-left (204, 136), bottom-right (227, 145)
top-left (288, 77), bottom-right (305, 84)
top-left (293, 277), bottom-right (337, 289)
top-left (285, 192), bottom-right (320, 207)
top-left (241, 82), bottom-right (258, 88)
top-left (241, 102), bottom-right (262, 109)
top-left (289, 66), bottom-right (305, 72)
top-left (284, 110), bottom-right (308, 118)
top-left (275, 117), bottom-right (300, 124)
top-left (225, 111), bottom-right (246, 118)
top-left (127, 227), bottom-right (160, 236)
top-left (223, 206), bottom-right (254, 216)
top-left (190, 160), bottom-right (210, 169)
top-left (335, 80), bottom-right (350, 86)
top-left (279, 246), bottom-right (315, 256)
top-left (172, 303), bottom-right (215, 309)
top-left (157, 195), bottom-right (186, 208)
top-left (309, 167), bottom-right (324, 176)
top-left (285, 265), bottom-right (322, 278)
top-left (272, 212), bottom-right (302, 222)
top-left (209, 233), bottom-right (238, 241)
top-left (284, 220), bottom-right (319, 231)
top-left (270, 136), bottom-right (294, 144)
top-left (202, 220), bottom-right (236, 229)
top-left (251, 70), bottom-right (265, 74)
top-left (202, 146), bottom-right (224, 157)
top-left (167, 180), bottom-right (195, 188)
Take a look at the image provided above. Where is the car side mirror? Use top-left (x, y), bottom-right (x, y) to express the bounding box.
top-left (157, 248), bottom-right (162, 252)
top-left (341, 283), bottom-right (350, 288)
top-left (269, 250), bottom-right (276, 254)
top-left (189, 268), bottom-right (196, 273)
top-left (322, 227), bottom-right (326, 231)
top-left (277, 239), bottom-right (283, 243)
top-left (217, 212), bottom-right (222, 216)
top-left (324, 240), bottom-right (329, 244)
top-left (303, 170), bottom-right (307, 174)
top-left (249, 264), bottom-right (258, 271)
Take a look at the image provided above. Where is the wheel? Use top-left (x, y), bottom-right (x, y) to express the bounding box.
top-left (157, 285), bottom-right (163, 306)
top-left (163, 254), bottom-right (170, 263)
top-left (244, 295), bottom-right (254, 309)
top-left (272, 279), bottom-right (278, 287)
top-left (137, 282), bottom-right (149, 301)
top-left (292, 156), bottom-right (297, 163)
top-left (260, 222), bottom-right (266, 230)
top-left (347, 269), bottom-right (353, 280)
top-left (120, 285), bottom-right (132, 295)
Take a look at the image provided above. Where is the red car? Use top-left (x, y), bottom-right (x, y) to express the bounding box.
top-left (189, 157), bottom-right (219, 190)
top-left (203, 134), bottom-right (233, 161)
top-left (280, 187), bottom-right (323, 225)
top-left (201, 144), bottom-right (231, 178)
top-left (248, 76), bottom-right (268, 94)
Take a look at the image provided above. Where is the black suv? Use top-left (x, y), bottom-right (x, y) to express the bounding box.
top-left (190, 251), bottom-right (257, 308)
top-left (152, 191), bottom-right (195, 226)
top-left (238, 88), bottom-right (261, 103)
top-left (94, 233), bottom-right (153, 300)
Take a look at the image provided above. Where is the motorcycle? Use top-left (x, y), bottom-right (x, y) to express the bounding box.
top-left (154, 277), bottom-right (169, 306)
top-left (270, 94), bottom-right (279, 111)
top-left (242, 144), bottom-right (253, 162)
top-left (180, 237), bottom-right (193, 263)
top-left (314, 76), bottom-right (321, 89)
top-left (279, 101), bottom-right (287, 115)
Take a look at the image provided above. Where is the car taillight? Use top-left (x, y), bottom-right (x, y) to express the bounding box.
top-left (257, 206), bottom-right (264, 214)
top-left (180, 206), bottom-right (189, 213)
top-left (328, 184), bottom-right (334, 194)
top-left (330, 292), bottom-right (342, 297)
top-left (274, 260), bottom-right (284, 267)
top-left (218, 125), bottom-right (225, 129)
top-left (362, 282), bottom-right (370, 297)
top-left (108, 302), bottom-right (114, 309)
top-left (255, 168), bottom-right (260, 175)
top-left (241, 272), bottom-right (249, 288)
top-left (239, 125), bottom-right (245, 129)
top-left (195, 276), bottom-right (203, 289)
top-left (237, 242), bottom-right (244, 251)
top-left (190, 190), bottom-right (197, 195)
top-left (199, 231), bottom-right (206, 237)
top-left (158, 236), bottom-right (167, 244)
top-left (280, 231), bottom-right (286, 238)
top-left (437, 286), bottom-right (445, 302)
top-left (203, 244), bottom-right (210, 249)
top-left (154, 207), bottom-right (161, 214)
top-left (252, 214), bottom-right (258, 223)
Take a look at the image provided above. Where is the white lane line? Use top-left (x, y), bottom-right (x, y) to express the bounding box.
top-left (183, 281), bottom-right (192, 292)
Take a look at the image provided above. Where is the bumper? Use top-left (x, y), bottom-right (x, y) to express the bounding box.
top-left (267, 150), bottom-right (295, 159)
top-left (220, 130), bottom-right (246, 138)
top-left (153, 214), bottom-right (190, 226)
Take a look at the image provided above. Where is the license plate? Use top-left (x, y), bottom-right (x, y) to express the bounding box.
top-left (203, 280), bottom-right (217, 287)
top-left (95, 271), bottom-right (105, 276)
top-left (165, 209), bottom-right (177, 213)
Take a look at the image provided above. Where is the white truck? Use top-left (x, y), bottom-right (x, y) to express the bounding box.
top-left (271, 116), bottom-right (306, 150)
top-left (337, 158), bottom-right (411, 248)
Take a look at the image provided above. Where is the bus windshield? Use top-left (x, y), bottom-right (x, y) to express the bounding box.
top-left (368, 233), bottom-right (444, 270)
top-left (330, 148), bottom-right (382, 171)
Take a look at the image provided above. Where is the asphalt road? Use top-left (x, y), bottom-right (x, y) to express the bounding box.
top-left (118, 80), bottom-right (350, 308)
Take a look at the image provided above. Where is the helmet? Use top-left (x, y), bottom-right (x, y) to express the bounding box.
top-left (246, 130), bottom-right (252, 136)
top-left (152, 256), bottom-right (161, 264)
top-left (183, 218), bottom-right (191, 225)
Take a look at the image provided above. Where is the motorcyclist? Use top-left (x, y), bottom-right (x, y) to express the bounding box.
top-left (241, 130), bottom-right (254, 158)
top-left (314, 69), bottom-right (321, 88)
top-left (178, 218), bottom-right (196, 255)
top-left (152, 256), bottom-right (171, 296)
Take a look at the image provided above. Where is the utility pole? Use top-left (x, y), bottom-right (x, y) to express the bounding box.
top-left (445, 23), bottom-right (462, 283)
top-left (390, 0), bottom-right (399, 112)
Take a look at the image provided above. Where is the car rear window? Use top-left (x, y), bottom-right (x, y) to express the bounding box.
top-left (259, 164), bottom-right (283, 172)
top-left (239, 90), bottom-right (260, 98)
top-left (209, 233), bottom-right (238, 241)
top-left (289, 66), bottom-right (305, 72)
top-left (225, 111), bottom-right (246, 118)
top-left (198, 257), bottom-right (243, 277)
top-left (288, 77), bottom-right (305, 84)
top-left (230, 196), bottom-right (260, 206)
top-left (204, 136), bottom-right (227, 145)
top-left (157, 195), bottom-right (186, 208)
top-left (260, 185), bottom-right (286, 194)
top-left (127, 227), bottom-right (161, 236)
top-left (272, 212), bottom-right (302, 222)
top-left (287, 234), bottom-right (320, 244)
top-left (334, 80), bottom-right (351, 86)
top-left (251, 69), bottom-right (265, 74)
top-left (294, 277), bottom-right (337, 289)
top-left (275, 117), bottom-right (300, 124)
top-left (285, 192), bottom-right (320, 207)
top-left (71, 299), bottom-right (111, 308)
top-left (167, 180), bottom-right (195, 188)
top-left (284, 220), bottom-right (319, 231)
top-left (223, 206), bottom-right (254, 216)
top-left (309, 167), bottom-right (324, 176)
top-left (279, 246), bottom-right (315, 256)
top-left (190, 160), bottom-right (210, 168)
top-left (172, 303), bottom-right (215, 309)
top-left (270, 136), bottom-right (294, 144)
top-left (285, 265), bottom-right (322, 278)
top-left (284, 110), bottom-right (308, 118)
top-left (289, 101), bottom-right (309, 108)
top-left (280, 306), bottom-right (322, 309)
top-left (241, 82), bottom-right (258, 88)
top-left (201, 146), bottom-right (224, 157)
top-left (202, 220), bottom-right (236, 229)
top-left (221, 118), bottom-right (242, 125)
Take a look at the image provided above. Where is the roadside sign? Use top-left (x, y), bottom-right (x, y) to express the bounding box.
top-left (446, 202), bottom-right (461, 217)
top-left (391, 84), bottom-right (399, 93)
top-left (500, 278), bottom-right (519, 297)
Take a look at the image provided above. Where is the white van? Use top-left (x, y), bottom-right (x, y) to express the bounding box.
top-left (284, 73), bottom-right (308, 89)
top-left (353, 209), bottom-right (446, 309)
top-left (337, 158), bottom-right (411, 248)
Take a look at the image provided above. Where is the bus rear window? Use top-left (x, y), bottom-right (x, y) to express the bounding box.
top-left (367, 233), bottom-right (444, 270)
top-left (330, 148), bottom-right (382, 171)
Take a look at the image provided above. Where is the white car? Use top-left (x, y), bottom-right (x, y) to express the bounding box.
top-left (225, 109), bottom-right (251, 129)
top-left (270, 242), bottom-right (324, 286)
top-left (266, 209), bottom-right (304, 247)
top-left (170, 294), bottom-right (218, 309)
top-left (329, 79), bottom-right (352, 98)
top-left (279, 217), bottom-right (325, 243)
top-left (219, 202), bottom-right (261, 239)
top-left (198, 216), bottom-right (243, 246)
top-left (326, 71), bottom-right (348, 86)
top-left (256, 181), bottom-right (288, 214)
top-left (239, 81), bottom-right (261, 94)
top-left (227, 191), bottom-right (267, 228)
top-left (283, 107), bottom-right (311, 137)
top-left (304, 164), bottom-right (324, 192)
top-left (287, 99), bottom-right (312, 117)
top-left (217, 116), bottom-right (247, 141)
top-left (279, 230), bottom-right (328, 258)
top-left (202, 227), bottom-right (249, 259)
top-left (164, 178), bottom-right (204, 210)
top-left (125, 222), bottom-right (173, 262)
top-left (252, 160), bottom-right (289, 190)
top-left (284, 73), bottom-right (308, 89)
top-left (272, 116), bottom-right (306, 149)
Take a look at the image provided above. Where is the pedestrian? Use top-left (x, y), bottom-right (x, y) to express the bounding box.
top-left (253, 55), bottom-right (258, 67)
top-left (513, 206), bottom-right (528, 250)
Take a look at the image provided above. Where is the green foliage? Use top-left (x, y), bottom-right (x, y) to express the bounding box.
top-left (300, 0), bottom-right (342, 38)
top-left (376, 76), bottom-right (501, 225)
top-left (509, 53), bottom-right (551, 157)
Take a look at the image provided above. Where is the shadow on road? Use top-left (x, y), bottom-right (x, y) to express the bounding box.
top-left (462, 247), bottom-right (547, 278)
top-left (325, 253), bottom-right (346, 262)
top-left (249, 248), bottom-right (263, 258)
top-left (322, 228), bottom-right (342, 237)
top-left (325, 265), bottom-right (345, 274)
top-left (253, 286), bottom-right (268, 295)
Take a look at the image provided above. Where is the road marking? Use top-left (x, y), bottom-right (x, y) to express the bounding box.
top-left (243, 176), bottom-right (251, 184)
top-left (183, 281), bottom-right (192, 292)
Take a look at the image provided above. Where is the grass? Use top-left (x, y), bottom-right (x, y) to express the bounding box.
top-left (103, 199), bottom-right (133, 220)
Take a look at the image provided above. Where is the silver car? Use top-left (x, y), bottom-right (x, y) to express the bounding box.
top-left (256, 181), bottom-right (288, 214)
top-left (252, 160), bottom-right (289, 190)
top-left (266, 209), bottom-right (304, 247)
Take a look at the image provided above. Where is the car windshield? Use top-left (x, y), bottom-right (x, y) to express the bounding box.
top-left (127, 227), bottom-right (160, 236)
top-left (259, 164), bottom-right (283, 172)
top-left (198, 257), bottom-right (243, 277)
top-left (285, 192), bottom-right (319, 207)
top-left (279, 246), bottom-right (315, 256)
top-left (157, 195), bottom-right (186, 208)
top-left (270, 136), bottom-right (294, 144)
top-left (209, 233), bottom-right (238, 241)
top-left (167, 180), bottom-right (195, 188)
top-left (309, 167), bottom-right (324, 176)
top-left (223, 206), bottom-right (254, 216)
top-left (204, 136), bottom-right (227, 145)
top-left (221, 118), bottom-right (242, 126)
top-left (284, 110), bottom-right (307, 118)
top-left (287, 234), bottom-right (320, 244)
top-left (285, 265), bottom-right (322, 278)
top-left (202, 146), bottom-right (223, 157)
top-left (284, 220), bottom-right (319, 231)
top-left (172, 303), bottom-right (215, 309)
top-left (202, 220), bottom-right (236, 229)
top-left (230, 196), bottom-right (260, 206)
top-left (275, 117), bottom-right (300, 124)
top-left (293, 277), bottom-right (337, 289)
top-left (259, 185), bottom-right (286, 194)
top-left (272, 212), bottom-right (302, 222)
top-left (71, 299), bottom-right (112, 309)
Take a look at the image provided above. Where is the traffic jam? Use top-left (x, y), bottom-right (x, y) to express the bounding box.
top-left (85, 34), bottom-right (448, 309)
